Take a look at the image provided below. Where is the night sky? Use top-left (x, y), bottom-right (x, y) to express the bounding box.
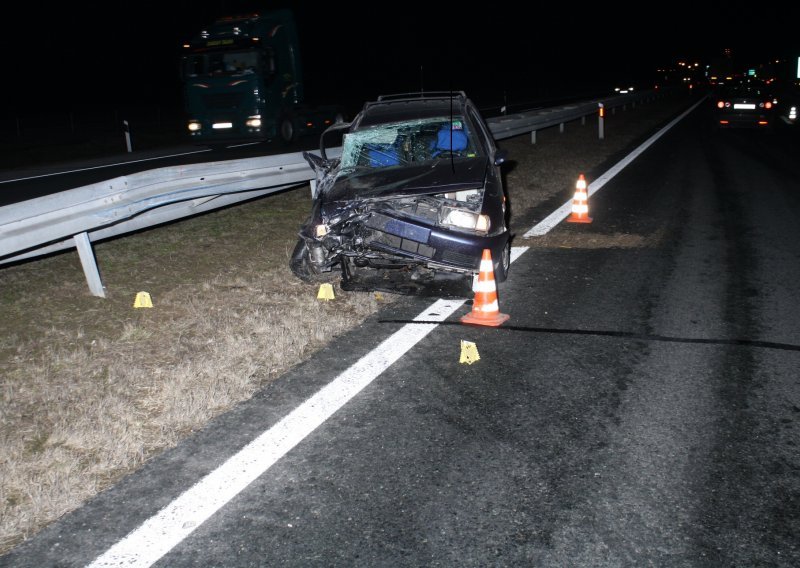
top-left (4, 2), bottom-right (798, 117)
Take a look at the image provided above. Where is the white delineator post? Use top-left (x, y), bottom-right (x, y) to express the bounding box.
top-left (598, 103), bottom-right (605, 140)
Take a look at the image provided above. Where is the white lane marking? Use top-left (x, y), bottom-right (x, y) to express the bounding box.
top-left (225, 141), bottom-right (263, 148)
top-left (523, 97), bottom-right (707, 237)
top-left (510, 246), bottom-right (528, 263)
top-left (0, 149), bottom-right (212, 184)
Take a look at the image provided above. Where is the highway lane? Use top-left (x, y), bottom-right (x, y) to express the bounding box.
top-left (2, 104), bottom-right (799, 566)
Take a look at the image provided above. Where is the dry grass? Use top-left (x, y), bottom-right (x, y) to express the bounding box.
top-left (0, 92), bottom-right (695, 555)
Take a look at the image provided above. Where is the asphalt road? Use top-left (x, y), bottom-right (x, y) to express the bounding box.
top-left (3, 104), bottom-right (799, 567)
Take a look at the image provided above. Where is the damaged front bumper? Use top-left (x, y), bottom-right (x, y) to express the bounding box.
top-left (292, 192), bottom-right (507, 285)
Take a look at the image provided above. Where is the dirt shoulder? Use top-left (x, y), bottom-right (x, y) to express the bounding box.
top-left (0, 91), bottom-right (698, 555)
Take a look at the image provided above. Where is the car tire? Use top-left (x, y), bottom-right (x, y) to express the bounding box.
top-left (494, 241), bottom-right (510, 283)
top-left (290, 238), bottom-right (321, 282)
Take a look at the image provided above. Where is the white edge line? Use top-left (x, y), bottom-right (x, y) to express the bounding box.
top-left (0, 148), bottom-right (213, 184)
top-left (226, 141), bottom-right (263, 148)
top-left (522, 97), bottom-right (707, 238)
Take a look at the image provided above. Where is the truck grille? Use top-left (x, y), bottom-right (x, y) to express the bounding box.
top-left (203, 92), bottom-right (244, 110)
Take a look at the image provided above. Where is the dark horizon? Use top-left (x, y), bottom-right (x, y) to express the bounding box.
top-left (3, 2), bottom-right (798, 116)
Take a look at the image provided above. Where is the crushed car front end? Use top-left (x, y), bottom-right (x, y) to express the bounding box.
top-left (290, 100), bottom-right (510, 292)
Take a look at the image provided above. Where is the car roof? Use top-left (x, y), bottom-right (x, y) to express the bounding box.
top-left (354, 92), bottom-right (472, 129)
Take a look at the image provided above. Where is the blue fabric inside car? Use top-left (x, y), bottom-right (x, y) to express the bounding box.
top-left (433, 126), bottom-right (468, 156)
top-left (366, 144), bottom-right (400, 167)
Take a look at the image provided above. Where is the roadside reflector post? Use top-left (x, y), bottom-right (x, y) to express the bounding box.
top-left (559, 122), bottom-right (565, 134)
top-left (123, 120), bottom-right (133, 153)
top-left (581, 115), bottom-right (586, 126)
top-left (598, 103), bottom-right (605, 140)
top-left (530, 129), bottom-right (537, 144)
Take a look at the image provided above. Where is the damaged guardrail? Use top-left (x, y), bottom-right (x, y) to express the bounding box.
top-left (0, 89), bottom-right (660, 297)
top-left (0, 152), bottom-right (324, 297)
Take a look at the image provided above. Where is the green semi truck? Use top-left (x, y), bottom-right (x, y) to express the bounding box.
top-left (181, 9), bottom-right (343, 143)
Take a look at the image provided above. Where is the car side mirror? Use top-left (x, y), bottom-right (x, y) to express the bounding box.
top-left (494, 149), bottom-right (508, 166)
top-left (302, 151), bottom-right (331, 174)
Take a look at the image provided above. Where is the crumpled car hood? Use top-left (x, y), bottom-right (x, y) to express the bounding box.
top-left (325, 157), bottom-right (488, 202)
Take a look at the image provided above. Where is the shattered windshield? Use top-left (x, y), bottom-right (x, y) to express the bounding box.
top-left (338, 116), bottom-right (481, 174)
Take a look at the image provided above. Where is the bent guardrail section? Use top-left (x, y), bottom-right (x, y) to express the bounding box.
top-left (0, 89), bottom-right (664, 296)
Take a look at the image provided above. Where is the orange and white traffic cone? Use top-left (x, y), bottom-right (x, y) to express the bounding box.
top-left (461, 249), bottom-right (510, 327)
top-left (567, 174), bottom-right (592, 223)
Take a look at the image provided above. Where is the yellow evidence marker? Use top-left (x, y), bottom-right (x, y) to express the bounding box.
top-left (459, 340), bottom-right (480, 365)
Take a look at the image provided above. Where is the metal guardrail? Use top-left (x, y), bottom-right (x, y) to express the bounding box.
top-left (489, 90), bottom-right (658, 141)
top-left (0, 90), bottom-right (661, 296)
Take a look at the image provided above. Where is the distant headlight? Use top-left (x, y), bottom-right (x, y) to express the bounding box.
top-left (246, 115), bottom-right (262, 128)
top-left (441, 207), bottom-right (490, 232)
top-left (188, 121), bottom-right (201, 132)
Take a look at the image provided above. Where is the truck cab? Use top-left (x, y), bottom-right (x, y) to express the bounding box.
top-left (181, 9), bottom-right (341, 143)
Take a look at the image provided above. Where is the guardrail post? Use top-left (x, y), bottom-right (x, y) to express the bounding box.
top-left (74, 232), bottom-right (106, 298)
top-left (530, 130), bottom-right (537, 144)
top-left (598, 103), bottom-right (605, 140)
top-left (124, 120), bottom-right (132, 153)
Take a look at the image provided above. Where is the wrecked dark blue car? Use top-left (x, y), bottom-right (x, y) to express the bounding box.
top-left (291, 92), bottom-right (510, 295)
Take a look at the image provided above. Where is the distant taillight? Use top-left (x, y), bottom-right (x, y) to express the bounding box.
top-left (765, 101), bottom-right (773, 109)
top-left (717, 101), bottom-right (725, 108)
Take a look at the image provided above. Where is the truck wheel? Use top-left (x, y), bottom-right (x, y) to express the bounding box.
top-left (280, 116), bottom-right (297, 144)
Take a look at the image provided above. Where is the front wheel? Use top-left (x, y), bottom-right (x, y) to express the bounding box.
top-left (290, 238), bottom-right (319, 281)
top-left (494, 241), bottom-right (511, 283)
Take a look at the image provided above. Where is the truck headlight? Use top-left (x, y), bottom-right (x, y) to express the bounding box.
top-left (188, 121), bottom-right (201, 132)
top-left (246, 115), bottom-right (262, 128)
top-left (441, 207), bottom-right (490, 232)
